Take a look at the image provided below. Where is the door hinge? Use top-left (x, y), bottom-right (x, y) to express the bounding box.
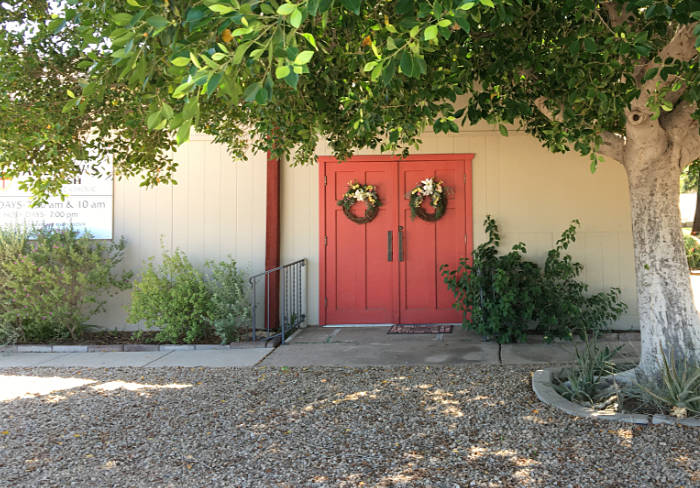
top-left (325, 296), bottom-right (328, 308)
top-left (465, 234), bottom-right (467, 245)
top-left (324, 175), bottom-right (327, 185)
top-left (324, 235), bottom-right (328, 246)
top-left (464, 173), bottom-right (467, 184)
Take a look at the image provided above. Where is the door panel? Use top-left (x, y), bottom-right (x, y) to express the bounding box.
top-left (399, 160), bottom-right (466, 323)
top-left (324, 163), bottom-right (398, 324)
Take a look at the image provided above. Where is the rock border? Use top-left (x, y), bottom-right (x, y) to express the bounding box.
top-left (0, 342), bottom-right (274, 353)
top-left (532, 368), bottom-right (700, 427)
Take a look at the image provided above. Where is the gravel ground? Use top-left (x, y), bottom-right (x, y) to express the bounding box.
top-left (0, 365), bottom-right (697, 487)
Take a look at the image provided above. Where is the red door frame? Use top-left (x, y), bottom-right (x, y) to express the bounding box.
top-left (318, 154), bottom-right (474, 326)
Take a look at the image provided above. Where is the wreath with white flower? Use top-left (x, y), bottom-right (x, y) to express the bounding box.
top-left (408, 177), bottom-right (447, 222)
top-left (337, 181), bottom-right (381, 224)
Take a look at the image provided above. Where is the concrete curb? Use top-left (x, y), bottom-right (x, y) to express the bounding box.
top-left (532, 368), bottom-right (700, 427)
top-left (1, 343), bottom-right (268, 353)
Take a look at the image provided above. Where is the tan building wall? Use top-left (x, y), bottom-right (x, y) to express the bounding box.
top-left (91, 134), bottom-right (267, 330)
top-left (281, 126), bottom-right (638, 329)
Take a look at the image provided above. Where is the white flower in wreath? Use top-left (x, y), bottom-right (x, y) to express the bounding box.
top-left (421, 178), bottom-right (434, 196)
top-left (354, 189), bottom-right (366, 201)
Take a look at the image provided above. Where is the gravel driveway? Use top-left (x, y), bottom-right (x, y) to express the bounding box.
top-left (0, 365), bottom-right (697, 487)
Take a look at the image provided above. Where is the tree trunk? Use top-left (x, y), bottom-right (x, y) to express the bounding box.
top-left (626, 150), bottom-right (700, 378)
top-left (692, 189), bottom-right (700, 235)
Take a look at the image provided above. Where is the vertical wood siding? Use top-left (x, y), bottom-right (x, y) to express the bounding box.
top-left (92, 134), bottom-right (267, 330)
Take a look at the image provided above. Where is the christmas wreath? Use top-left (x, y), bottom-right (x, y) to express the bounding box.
top-left (409, 177), bottom-right (447, 222)
top-left (337, 181), bottom-right (381, 224)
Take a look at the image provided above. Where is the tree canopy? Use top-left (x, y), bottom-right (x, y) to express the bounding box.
top-left (1, 0), bottom-right (698, 201)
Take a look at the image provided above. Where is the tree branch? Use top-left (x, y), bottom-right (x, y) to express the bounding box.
top-left (633, 22), bottom-right (699, 111)
top-left (600, 1), bottom-right (634, 28)
top-left (663, 100), bottom-right (700, 167)
top-left (534, 96), bottom-right (563, 123)
top-left (597, 131), bottom-right (625, 164)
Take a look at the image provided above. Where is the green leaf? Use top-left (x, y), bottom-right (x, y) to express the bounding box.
top-left (147, 15), bottom-right (169, 29)
top-left (206, 72), bottom-right (223, 96)
top-left (400, 51), bottom-right (416, 78)
top-left (172, 80), bottom-right (194, 99)
top-left (208, 4), bottom-right (236, 14)
top-left (171, 57), bottom-right (191, 67)
top-left (498, 124), bottom-right (508, 137)
top-left (424, 25), bottom-right (438, 41)
top-left (340, 0), bottom-right (361, 15)
top-left (176, 121), bottom-right (191, 145)
top-left (301, 32), bottom-right (317, 49)
top-left (457, 1), bottom-right (476, 10)
top-left (212, 52), bottom-right (226, 61)
top-left (233, 41), bottom-right (252, 64)
top-left (294, 50), bottom-right (314, 65)
top-left (66, 89), bottom-right (75, 99)
top-left (277, 3), bottom-right (296, 15)
top-left (643, 67), bottom-right (658, 82)
top-left (112, 13), bottom-right (133, 26)
top-left (479, 0), bottom-right (495, 7)
top-left (289, 9), bottom-right (302, 28)
top-left (146, 110), bottom-right (163, 129)
top-left (126, 0), bottom-right (142, 6)
top-left (243, 81), bottom-right (262, 102)
top-left (363, 61), bottom-right (377, 72)
top-left (276, 65), bottom-right (291, 79)
top-left (283, 71), bottom-right (299, 89)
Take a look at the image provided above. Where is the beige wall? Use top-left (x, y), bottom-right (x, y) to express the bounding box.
top-left (282, 126), bottom-right (638, 329)
top-left (91, 134), bottom-right (267, 330)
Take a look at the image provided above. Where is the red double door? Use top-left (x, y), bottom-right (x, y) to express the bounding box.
top-left (320, 155), bottom-right (473, 325)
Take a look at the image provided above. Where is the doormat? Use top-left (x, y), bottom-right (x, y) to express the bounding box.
top-left (387, 325), bottom-right (453, 334)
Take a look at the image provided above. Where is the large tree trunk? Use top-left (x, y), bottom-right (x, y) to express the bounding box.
top-left (626, 147), bottom-right (700, 378)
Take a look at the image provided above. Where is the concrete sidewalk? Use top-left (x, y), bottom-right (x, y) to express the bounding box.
top-left (0, 326), bottom-right (641, 368)
top-left (260, 326), bottom-right (641, 367)
top-left (0, 347), bottom-right (274, 368)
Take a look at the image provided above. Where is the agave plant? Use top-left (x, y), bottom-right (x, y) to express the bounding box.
top-left (635, 345), bottom-right (700, 418)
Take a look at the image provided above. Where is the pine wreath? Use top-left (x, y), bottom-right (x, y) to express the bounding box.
top-left (337, 182), bottom-right (381, 224)
top-left (409, 177), bottom-right (447, 222)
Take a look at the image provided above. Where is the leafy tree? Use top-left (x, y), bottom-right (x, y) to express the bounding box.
top-left (1, 0), bottom-right (699, 378)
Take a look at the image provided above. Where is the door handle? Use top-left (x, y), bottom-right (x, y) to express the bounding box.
top-left (387, 231), bottom-right (393, 261)
top-left (398, 226), bottom-right (404, 262)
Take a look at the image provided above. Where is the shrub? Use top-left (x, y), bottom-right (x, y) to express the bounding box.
top-left (684, 234), bottom-right (700, 269)
top-left (536, 221), bottom-right (628, 341)
top-left (441, 216), bottom-right (541, 343)
top-left (0, 226), bottom-right (132, 343)
top-left (128, 249), bottom-right (250, 344)
top-left (208, 260), bottom-right (250, 343)
top-left (441, 216), bottom-right (627, 343)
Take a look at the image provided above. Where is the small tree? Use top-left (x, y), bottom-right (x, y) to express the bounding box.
top-left (1, 1), bottom-right (699, 378)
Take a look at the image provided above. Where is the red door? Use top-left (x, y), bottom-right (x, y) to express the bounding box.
top-left (398, 159), bottom-right (467, 323)
top-left (323, 161), bottom-right (399, 324)
top-left (320, 155), bottom-right (472, 325)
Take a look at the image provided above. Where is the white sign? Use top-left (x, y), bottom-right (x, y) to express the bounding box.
top-left (0, 163), bottom-right (113, 239)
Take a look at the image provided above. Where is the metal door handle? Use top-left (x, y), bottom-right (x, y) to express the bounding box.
top-left (398, 226), bottom-right (404, 262)
top-left (387, 231), bottom-right (393, 261)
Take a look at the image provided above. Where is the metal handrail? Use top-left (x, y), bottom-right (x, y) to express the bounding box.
top-left (249, 258), bottom-right (306, 345)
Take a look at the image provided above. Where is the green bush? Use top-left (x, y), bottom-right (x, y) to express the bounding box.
top-left (536, 221), bottom-right (627, 341)
top-left (441, 216), bottom-right (627, 344)
top-left (684, 234), bottom-right (700, 269)
top-left (0, 226), bottom-right (132, 343)
top-left (441, 216), bottom-right (540, 343)
top-left (128, 249), bottom-right (250, 344)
